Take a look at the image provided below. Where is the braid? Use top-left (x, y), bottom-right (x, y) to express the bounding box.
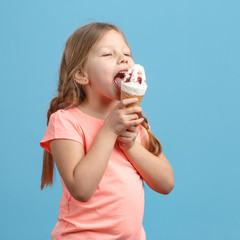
top-left (41, 53), bottom-right (86, 190)
top-left (141, 115), bottom-right (162, 156)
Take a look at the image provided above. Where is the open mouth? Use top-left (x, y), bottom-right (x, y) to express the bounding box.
top-left (115, 71), bottom-right (126, 79)
top-left (114, 71), bottom-right (127, 90)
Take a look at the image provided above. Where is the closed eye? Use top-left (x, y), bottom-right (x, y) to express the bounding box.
top-left (102, 53), bottom-right (112, 56)
top-left (124, 53), bottom-right (132, 57)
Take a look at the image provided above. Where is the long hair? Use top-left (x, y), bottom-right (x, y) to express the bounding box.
top-left (41, 22), bottom-right (162, 190)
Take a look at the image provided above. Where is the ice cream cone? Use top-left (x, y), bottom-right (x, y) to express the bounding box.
top-left (120, 64), bottom-right (147, 108)
top-left (121, 90), bottom-right (144, 108)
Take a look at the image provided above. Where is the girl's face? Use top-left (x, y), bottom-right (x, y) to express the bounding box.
top-left (83, 30), bottom-right (134, 101)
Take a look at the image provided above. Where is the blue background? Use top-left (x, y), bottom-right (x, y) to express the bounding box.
top-left (1, 0), bottom-right (239, 239)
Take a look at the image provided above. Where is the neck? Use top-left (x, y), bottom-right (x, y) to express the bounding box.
top-left (78, 97), bottom-right (118, 120)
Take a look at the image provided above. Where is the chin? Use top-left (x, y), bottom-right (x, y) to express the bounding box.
top-left (116, 95), bottom-right (121, 101)
top-left (112, 91), bottom-right (121, 101)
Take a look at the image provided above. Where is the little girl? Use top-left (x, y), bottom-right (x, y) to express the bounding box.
top-left (40, 22), bottom-right (174, 240)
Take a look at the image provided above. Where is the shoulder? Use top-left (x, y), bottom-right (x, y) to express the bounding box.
top-left (48, 106), bottom-right (85, 130)
top-left (40, 107), bottom-right (85, 152)
top-left (49, 107), bottom-right (77, 123)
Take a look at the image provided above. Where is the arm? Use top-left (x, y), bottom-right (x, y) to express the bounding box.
top-left (50, 127), bottom-right (117, 202)
top-left (119, 133), bottom-right (175, 195)
top-left (49, 98), bottom-right (144, 202)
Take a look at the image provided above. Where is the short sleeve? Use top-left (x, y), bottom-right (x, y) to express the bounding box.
top-left (40, 109), bottom-right (84, 152)
top-left (136, 124), bottom-right (148, 142)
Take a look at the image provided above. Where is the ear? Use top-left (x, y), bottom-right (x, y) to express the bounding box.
top-left (73, 68), bottom-right (89, 85)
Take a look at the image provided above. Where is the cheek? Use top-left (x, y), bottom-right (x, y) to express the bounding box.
top-left (99, 62), bottom-right (112, 75)
top-left (89, 63), bottom-right (111, 82)
top-left (88, 64), bottom-right (103, 79)
top-left (129, 60), bottom-right (135, 67)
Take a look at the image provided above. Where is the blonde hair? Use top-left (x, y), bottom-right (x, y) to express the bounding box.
top-left (41, 22), bottom-right (162, 190)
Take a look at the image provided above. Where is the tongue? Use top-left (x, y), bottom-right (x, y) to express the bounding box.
top-left (114, 77), bottom-right (122, 90)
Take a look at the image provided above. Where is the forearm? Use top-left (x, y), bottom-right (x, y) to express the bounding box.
top-left (122, 141), bottom-right (174, 194)
top-left (72, 127), bottom-right (117, 201)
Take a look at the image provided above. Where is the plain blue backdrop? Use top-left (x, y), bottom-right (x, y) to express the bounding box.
top-left (0, 0), bottom-right (239, 239)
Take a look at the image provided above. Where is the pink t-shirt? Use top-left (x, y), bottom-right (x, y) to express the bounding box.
top-left (40, 106), bottom-right (147, 240)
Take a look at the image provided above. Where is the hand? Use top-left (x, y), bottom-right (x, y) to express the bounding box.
top-left (102, 98), bottom-right (144, 138)
top-left (118, 125), bottom-right (139, 151)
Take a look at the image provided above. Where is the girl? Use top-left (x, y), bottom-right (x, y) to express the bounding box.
top-left (40, 22), bottom-right (174, 240)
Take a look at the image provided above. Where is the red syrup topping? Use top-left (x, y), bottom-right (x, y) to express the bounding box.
top-left (137, 77), bottom-right (142, 84)
top-left (124, 72), bottom-right (132, 83)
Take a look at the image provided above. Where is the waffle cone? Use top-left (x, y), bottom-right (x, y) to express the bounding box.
top-left (121, 90), bottom-right (144, 107)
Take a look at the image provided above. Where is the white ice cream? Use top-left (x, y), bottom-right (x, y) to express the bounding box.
top-left (121, 64), bottom-right (147, 96)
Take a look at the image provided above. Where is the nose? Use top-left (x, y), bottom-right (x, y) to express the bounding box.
top-left (117, 53), bottom-right (128, 64)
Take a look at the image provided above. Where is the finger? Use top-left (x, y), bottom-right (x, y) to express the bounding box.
top-left (121, 126), bottom-right (138, 134)
top-left (118, 136), bottom-right (134, 144)
top-left (127, 125), bottom-right (139, 132)
top-left (118, 98), bottom-right (139, 108)
top-left (127, 117), bottom-right (144, 127)
top-left (124, 106), bottom-right (142, 115)
top-left (126, 113), bottom-right (139, 121)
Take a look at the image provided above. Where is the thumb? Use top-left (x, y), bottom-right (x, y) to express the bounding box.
top-left (118, 98), bottom-right (139, 109)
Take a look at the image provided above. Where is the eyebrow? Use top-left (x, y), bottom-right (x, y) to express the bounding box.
top-left (97, 47), bottom-right (131, 54)
top-left (96, 45), bottom-right (131, 51)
